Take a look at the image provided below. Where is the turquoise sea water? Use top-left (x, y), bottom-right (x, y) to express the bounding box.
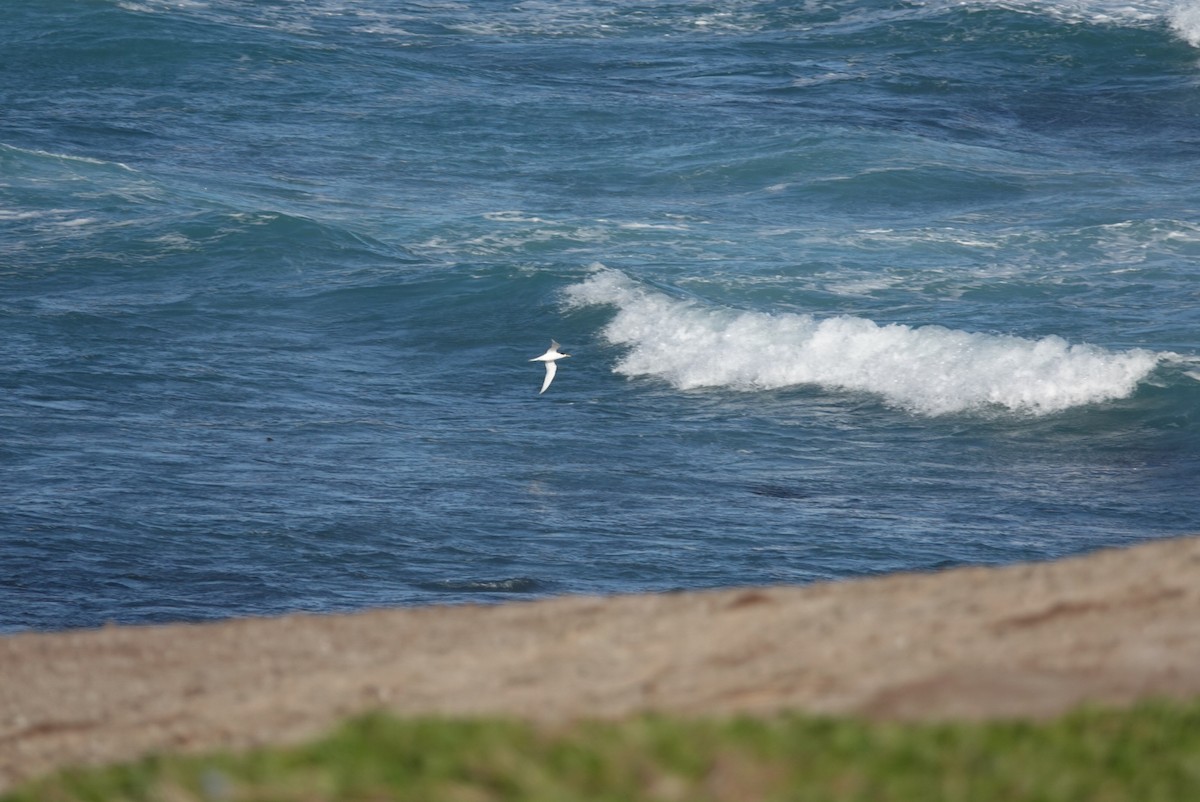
top-left (3, 0), bottom-right (1199, 632)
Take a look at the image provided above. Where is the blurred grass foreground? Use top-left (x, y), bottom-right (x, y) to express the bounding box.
top-left (6, 701), bottom-right (1200, 802)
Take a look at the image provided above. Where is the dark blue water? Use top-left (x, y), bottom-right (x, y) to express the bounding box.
top-left (3, 0), bottom-right (1200, 632)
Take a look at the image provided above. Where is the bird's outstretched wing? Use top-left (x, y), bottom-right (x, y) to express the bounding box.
top-left (540, 361), bottom-right (557, 394)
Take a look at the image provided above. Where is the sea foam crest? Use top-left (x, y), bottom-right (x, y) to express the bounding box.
top-left (1169, 1), bottom-right (1200, 45)
top-left (953, 0), bottom-right (1200, 46)
top-left (564, 269), bottom-right (1162, 416)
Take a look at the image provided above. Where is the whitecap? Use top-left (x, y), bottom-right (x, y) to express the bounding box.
top-left (1169, 1), bottom-right (1200, 46)
top-left (564, 268), bottom-right (1164, 416)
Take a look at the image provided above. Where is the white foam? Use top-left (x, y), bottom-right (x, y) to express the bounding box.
top-left (564, 268), bottom-right (1164, 416)
top-left (952, 0), bottom-right (1161, 25)
top-left (0, 210), bottom-right (58, 221)
top-left (110, 0), bottom-right (1200, 45)
top-left (0, 143), bottom-right (133, 171)
top-left (937, 0), bottom-right (1200, 46)
top-left (1169, 1), bottom-right (1200, 45)
top-left (484, 211), bottom-right (550, 224)
top-left (616, 221), bottom-right (691, 231)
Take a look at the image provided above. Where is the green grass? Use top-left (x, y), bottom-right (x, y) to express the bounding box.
top-left (8, 701), bottom-right (1200, 801)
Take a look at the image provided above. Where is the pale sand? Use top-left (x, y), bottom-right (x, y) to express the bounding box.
top-left (3, 535), bottom-right (1200, 791)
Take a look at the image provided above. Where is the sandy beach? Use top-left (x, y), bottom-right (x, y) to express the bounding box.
top-left (3, 535), bottom-right (1199, 792)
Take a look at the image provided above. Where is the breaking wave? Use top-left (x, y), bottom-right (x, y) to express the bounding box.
top-left (565, 268), bottom-right (1165, 417)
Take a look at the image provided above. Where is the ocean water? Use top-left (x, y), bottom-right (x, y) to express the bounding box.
top-left (3, 0), bottom-right (1200, 633)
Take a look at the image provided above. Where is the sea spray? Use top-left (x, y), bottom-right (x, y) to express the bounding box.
top-left (565, 268), bottom-right (1162, 416)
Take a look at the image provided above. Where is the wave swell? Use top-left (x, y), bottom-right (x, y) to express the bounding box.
top-left (565, 268), bottom-right (1164, 416)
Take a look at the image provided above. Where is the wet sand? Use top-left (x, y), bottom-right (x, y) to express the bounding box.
top-left (3, 535), bottom-right (1200, 792)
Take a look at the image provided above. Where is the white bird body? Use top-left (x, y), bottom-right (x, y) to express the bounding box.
top-left (530, 339), bottom-right (570, 394)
